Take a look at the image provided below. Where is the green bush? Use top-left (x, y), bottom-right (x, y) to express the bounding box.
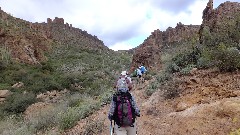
top-left (213, 45), bottom-right (240, 71)
top-left (0, 60), bottom-right (7, 71)
top-left (2, 92), bottom-right (37, 114)
top-left (156, 71), bottom-right (171, 84)
top-left (180, 64), bottom-right (196, 75)
top-left (58, 100), bottom-right (101, 130)
top-left (145, 81), bottom-right (159, 96)
top-left (162, 81), bottom-right (181, 99)
top-left (168, 47), bottom-right (200, 73)
top-left (200, 43), bottom-right (240, 71)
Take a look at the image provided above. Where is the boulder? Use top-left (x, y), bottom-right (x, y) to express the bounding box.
top-left (0, 90), bottom-right (11, 98)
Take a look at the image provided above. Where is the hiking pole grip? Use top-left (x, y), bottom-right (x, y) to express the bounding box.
top-left (110, 120), bottom-right (113, 135)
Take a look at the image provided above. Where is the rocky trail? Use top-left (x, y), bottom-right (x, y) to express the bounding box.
top-left (64, 69), bottom-right (240, 135)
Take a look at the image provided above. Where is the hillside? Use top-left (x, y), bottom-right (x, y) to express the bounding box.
top-left (0, 0), bottom-right (240, 135)
top-left (0, 5), bottom-right (132, 135)
top-left (64, 68), bottom-right (240, 135)
top-left (65, 0), bottom-right (240, 135)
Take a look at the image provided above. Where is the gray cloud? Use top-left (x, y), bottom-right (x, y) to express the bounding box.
top-left (96, 22), bottom-right (143, 45)
top-left (149, 0), bottom-right (197, 13)
top-left (2, 0), bottom-right (233, 50)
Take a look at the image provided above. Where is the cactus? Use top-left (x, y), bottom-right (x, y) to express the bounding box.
top-left (0, 45), bottom-right (12, 64)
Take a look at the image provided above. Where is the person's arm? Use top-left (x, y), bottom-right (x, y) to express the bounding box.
top-left (130, 94), bottom-right (140, 116)
top-left (126, 78), bottom-right (133, 91)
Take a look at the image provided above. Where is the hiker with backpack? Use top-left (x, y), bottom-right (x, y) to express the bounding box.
top-left (108, 71), bottom-right (140, 135)
top-left (139, 65), bottom-right (147, 74)
top-left (115, 71), bottom-right (132, 91)
top-left (126, 71), bottom-right (132, 84)
top-left (137, 65), bottom-right (147, 84)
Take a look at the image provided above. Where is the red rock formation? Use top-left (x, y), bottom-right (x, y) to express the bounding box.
top-left (130, 23), bottom-right (200, 72)
top-left (53, 17), bottom-right (64, 24)
top-left (130, 29), bottom-right (162, 72)
top-left (199, 0), bottom-right (240, 44)
top-left (0, 7), bottom-right (110, 64)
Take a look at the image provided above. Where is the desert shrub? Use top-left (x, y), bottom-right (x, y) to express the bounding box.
top-left (213, 45), bottom-right (240, 71)
top-left (58, 99), bottom-right (101, 130)
top-left (21, 72), bottom-right (64, 93)
top-left (200, 14), bottom-right (240, 48)
top-left (145, 81), bottom-right (159, 96)
top-left (229, 128), bottom-right (240, 135)
top-left (197, 56), bottom-right (212, 69)
top-left (0, 62), bottom-right (68, 93)
top-left (179, 64), bottom-right (196, 75)
top-left (0, 116), bottom-right (33, 135)
top-left (144, 70), bottom-right (156, 81)
top-left (2, 92), bottom-right (37, 114)
top-left (156, 71), bottom-right (172, 84)
top-left (82, 119), bottom-right (104, 135)
top-left (26, 104), bottom-right (66, 132)
top-left (0, 60), bottom-right (7, 71)
top-left (162, 80), bottom-right (181, 99)
top-left (0, 45), bottom-right (12, 64)
top-left (168, 47), bottom-right (200, 73)
top-left (98, 89), bottom-right (114, 105)
top-left (144, 70), bottom-right (172, 96)
top-left (200, 26), bottom-right (215, 46)
top-left (199, 43), bottom-right (240, 71)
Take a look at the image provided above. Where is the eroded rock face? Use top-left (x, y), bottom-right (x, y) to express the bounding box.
top-left (130, 23), bottom-right (200, 72)
top-left (199, 1), bottom-right (240, 45)
top-left (0, 7), bottom-right (110, 65)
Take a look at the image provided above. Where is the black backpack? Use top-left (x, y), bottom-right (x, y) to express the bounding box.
top-left (112, 92), bottom-right (136, 127)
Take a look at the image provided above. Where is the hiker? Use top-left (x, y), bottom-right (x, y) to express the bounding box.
top-left (109, 71), bottom-right (140, 135)
top-left (136, 68), bottom-right (142, 79)
top-left (137, 65), bottom-right (147, 83)
top-left (139, 65), bottom-right (147, 74)
top-left (126, 71), bottom-right (132, 84)
top-left (114, 71), bottom-right (132, 91)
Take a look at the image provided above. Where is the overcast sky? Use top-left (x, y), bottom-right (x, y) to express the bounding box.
top-left (0, 0), bottom-right (239, 51)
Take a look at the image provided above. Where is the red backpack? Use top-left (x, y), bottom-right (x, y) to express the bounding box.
top-left (113, 92), bottom-right (136, 127)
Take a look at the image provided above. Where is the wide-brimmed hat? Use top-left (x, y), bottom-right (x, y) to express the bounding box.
top-left (121, 71), bottom-right (127, 76)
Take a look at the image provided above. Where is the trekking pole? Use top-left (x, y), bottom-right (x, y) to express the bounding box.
top-left (136, 118), bottom-right (138, 135)
top-left (110, 121), bottom-right (113, 135)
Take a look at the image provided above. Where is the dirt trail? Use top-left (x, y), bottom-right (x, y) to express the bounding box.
top-left (64, 80), bottom-right (153, 135)
top-left (65, 69), bottom-right (240, 135)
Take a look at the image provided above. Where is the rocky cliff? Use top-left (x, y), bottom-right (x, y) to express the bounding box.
top-left (0, 7), bottom-right (109, 64)
top-left (199, 1), bottom-right (240, 46)
top-left (130, 23), bottom-right (200, 72)
top-left (131, 0), bottom-right (240, 72)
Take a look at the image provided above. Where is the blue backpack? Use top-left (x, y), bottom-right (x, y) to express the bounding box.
top-left (140, 66), bottom-right (147, 74)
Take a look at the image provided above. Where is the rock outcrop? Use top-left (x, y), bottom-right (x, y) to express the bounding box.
top-left (0, 90), bottom-right (11, 103)
top-left (130, 23), bottom-right (200, 72)
top-left (199, 1), bottom-right (240, 45)
top-left (0, 7), bottom-right (110, 64)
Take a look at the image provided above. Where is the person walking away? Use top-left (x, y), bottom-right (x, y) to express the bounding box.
top-left (139, 65), bottom-right (147, 74)
top-left (109, 71), bottom-right (140, 135)
top-left (126, 71), bottom-right (132, 84)
top-left (136, 67), bottom-right (143, 84)
top-left (114, 71), bottom-right (132, 92)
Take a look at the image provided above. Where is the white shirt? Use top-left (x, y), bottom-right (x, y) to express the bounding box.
top-left (137, 69), bottom-right (142, 76)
